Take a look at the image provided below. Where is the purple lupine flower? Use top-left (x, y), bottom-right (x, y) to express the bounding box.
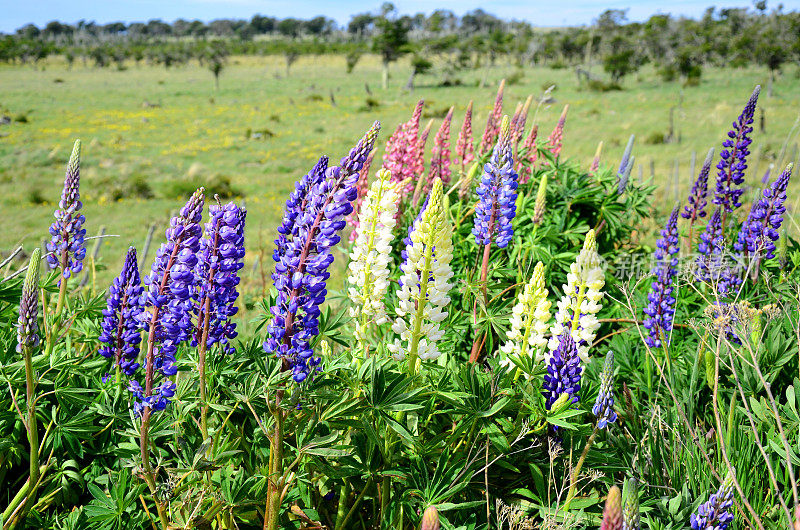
top-left (264, 123), bottom-right (380, 383)
top-left (618, 156), bottom-right (634, 195)
top-left (46, 140), bottom-right (87, 280)
top-left (713, 86), bottom-right (760, 215)
top-left (542, 331), bottom-right (582, 409)
top-left (682, 148), bottom-right (715, 222)
top-left (734, 163), bottom-right (792, 261)
top-left (17, 249), bottom-right (41, 354)
top-left (134, 188), bottom-right (205, 414)
top-left (690, 477), bottom-right (735, 530)
top-left (643, 208), bottom-right (680, 348)
top-left (193, 202), bottom-right (247, 355)
top-left (696, 209), bottom-right (726, 286)
top-left (592, 351), bottom-right (617, 429)
top-left (98, 247), bottom-right (144, 376)
top-left (472, 116), bottom-right (519, 248)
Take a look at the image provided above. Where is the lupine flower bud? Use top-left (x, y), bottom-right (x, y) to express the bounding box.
top-left (734, 163), bottom-right (792, 261)
top-left (473, 116), bottom-right (519, 248)
top-left (389, 179), bottom-right (454, 365)
top-left (618, 156), bottom-right (634, 195)
top-left (348, 168), bottom-right (400, 345)
top-left (589, 141), bottom-right (604, 176)
top-left (683, 148), bottom-right (715, 222)
top-left (543, 331), bottom-right (582, 409)
top-left (532, 174), bottom-right (547, 226)
top-left (643, 208), bottom-right (680, 348)
top-left (690, 474), bottom-right (735, 530)
top-left (622, 478), bottom-right (640, 530)
top-left (548, 230), bottom-right (605, 361)
top-left (500, 261), bottom-right (551, 365)
top-left (17, 249), bottom-right (41, 354)
top-left (546, 105), bottom-right (569, 161)
top-left (519, 124), bottom-right (538, 184)
top-left (347, 147), bottom-right (377, 241)
top-left (46, 139), bottom-right (87, 280)
top-left (455, 101), bottom-right (475, 174)
top-left (193, 202), bottom-right (247, 355)
top-left (714, 86), bottom-right (760, 214)
top-left (458, 161), bottom-right (481, 201)
top-left (99, 247), bottom-right (144, 376)
top-left (426, 107), bottom-right (454, 193)
top-left (479, 79), bottom-right (505, 155)
top-left (592, 351), bottom-right (617, 429)
top-left (265, 123), bottom-right (380, 382)
top-left (601, 485), bottom-right (623, 530)
top-left (618, 135), bottom-right (635, 176)
top-left (420, 506), bottom-right (440, 530)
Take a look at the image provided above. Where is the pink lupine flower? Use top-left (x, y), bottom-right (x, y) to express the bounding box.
top-left (518, 124), bottom-right (538, 184)
top-left (455, 100), bottom-right (474, 175)
top-left (384, 99), bottom-right (424, 192)
top-left (347, 147), bottom-right (377, 241)
top-left (512, 95), bottom-right (533, 162)
top-left (427, 107), bottom-right (454, 191)
top-left (411, 119), bottom-right (434, 205)
top-left (478, 79), bottom-right (505, 155)
top-left (546, 104), bottom-right (569, 162)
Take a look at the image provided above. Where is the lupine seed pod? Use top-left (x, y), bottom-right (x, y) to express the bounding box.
top-left (420, 506), bottom-right (440, 530)
top-left (46, 139), bottom-right (87, 280)
top-left (682, 148), bottom-right (715, 223)
top-left (17, 249), bottom-right (41, 354)
top-left (621, 478), bottom-right (640, 530)
top-left (479, 79), bottom-right (505, 155)
top-left (532, 174), bottom-right (547, 226)
top-left (455, 100), bottom-right (475, 174)
top-left (548, 229), bottom-right (605, 361)
top-left (601, 485), bottom-right (623, 530)
top-left (592, 351), bottom-right (618, 429)
top-left (643, 208), bottom-right (680, 348)
top-left (690, 474), bottom-right (735, 530)
top-left (714, 86), bottom-right (760, 215)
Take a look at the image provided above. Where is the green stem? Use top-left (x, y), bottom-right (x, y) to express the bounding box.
top-left (334, 481), bottom-right (350, 530)
top-left (469, 242), bottom-right (492, 363)
top-left (563, 426), bottom-right (599, 511)
top-left (54, 249), bottom-right (68, 317)
top-left (16, 343), bottom-right (40, 524)
top-left (337, 477), bottom-right (373, 530)
top-left (265, 404), bottom-right (284, 530)
top-left (140, 410), bottom-right (170, 529)
top-left (407, 231), bottom-right (435, 375)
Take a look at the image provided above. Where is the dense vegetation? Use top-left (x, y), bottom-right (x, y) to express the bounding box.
top-left (2, 3), bottom-right (800, 89)
top-left (1, 75), bottom-right (799, 530)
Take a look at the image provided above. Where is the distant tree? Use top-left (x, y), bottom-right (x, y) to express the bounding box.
top-left (200, 41), bottom-right (229, 90)
top-left (277, 18), bottom-right (302, 39)
top-left (405, 53), bottom-right (432, 89)
top-left (346, 48), bottom-right (363, 73)
top-left (250, 15), bottom-right (277, 34)
top-left (602, 36), bottom-right (639, 83)
top-left (348, 13), bottom-right (375, 37)
top-left (304, 16), bottom-right (334, 36)
top-left (372, 5), bottom-right (410, 89)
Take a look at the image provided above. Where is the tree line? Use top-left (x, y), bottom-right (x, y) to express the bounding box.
top-left (1, 2), bottom-right (798, 88)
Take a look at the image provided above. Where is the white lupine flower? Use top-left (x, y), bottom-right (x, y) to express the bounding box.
top-left (500, 261), bottom-right (552, 366)
top-left (547, 229), bottom-right (605, 362)
top-left (347, 168), bottom-right (400, 348)
top-left (388, 178), bottom-right (454, 371)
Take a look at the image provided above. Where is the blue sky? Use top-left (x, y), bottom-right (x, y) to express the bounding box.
top-left (3, 0), bottom-right (798, 33)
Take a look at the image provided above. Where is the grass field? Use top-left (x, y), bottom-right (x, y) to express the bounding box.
top-left (1, 54), bottom-right (799, 289)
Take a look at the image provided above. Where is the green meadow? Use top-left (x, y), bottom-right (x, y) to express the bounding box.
top-left (1, 54), bottom-right (799, 286)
